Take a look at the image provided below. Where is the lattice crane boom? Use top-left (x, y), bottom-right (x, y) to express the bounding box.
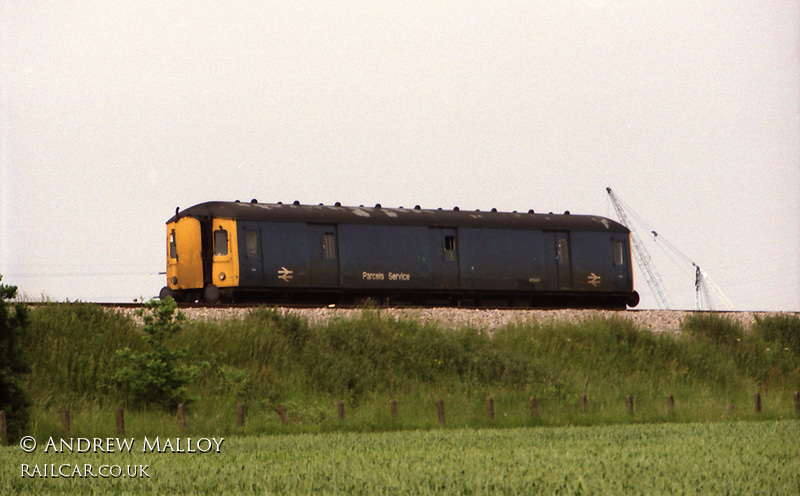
top-left (606, 187), bottom-right (672, 309)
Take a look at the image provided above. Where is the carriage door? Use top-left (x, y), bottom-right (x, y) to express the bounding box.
top-left (431, 228), bottom-right (459, 288)
top-left (241, 225), bottom-right (264, 287)
top-left (555, 232), bottom-right (572, 289)
top-left (308, 225), bottom-right (340, 287)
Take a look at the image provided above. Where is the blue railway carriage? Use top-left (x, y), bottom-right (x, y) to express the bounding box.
top-left (160, 201), bottom-right (639, 308)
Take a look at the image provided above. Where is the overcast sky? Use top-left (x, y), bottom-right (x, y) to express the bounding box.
top-left (2, 1), bottom-right (798, 310)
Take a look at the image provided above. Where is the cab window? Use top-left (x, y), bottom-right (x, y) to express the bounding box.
top-left (169, 230), bottom-right (177, 259)
top-left (214, 229), bottom-right (229, 256)
top-left (614, 240), bottom-right (625, 265)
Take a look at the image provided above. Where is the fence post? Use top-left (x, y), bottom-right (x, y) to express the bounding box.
top-left (115, 406), bottom-right (125, 436)
top-left (579, 394), bottom-right (588, 413)
top-left (667, 394), bottom-right (675, 415)
top-left (277, 404), bottom-right (289, 425)
top-left (626, 394), bottom-right (634, 416)
top-left (62, 409), bottom-right (71, 437)
top-left (177, 403), bottom-right (187, 432)
top-left (529, 396), bottom-right (538, 416)
top-left (794, 391), bottom-right (800, 415)
top-left (237, 402), bottom-right (246, 428)
top-left (486, 396), bottom-right (495, 420)
top-left (389, 399), bottom-right (398, 419)
top-left (337, 401), bottom-right (345, 420)
top-left (754, 392), bottom-right (761, 414)
top-left (0, 410), bottom-right (6, 445)
top-left (436, 398), bottom-right (445, 426)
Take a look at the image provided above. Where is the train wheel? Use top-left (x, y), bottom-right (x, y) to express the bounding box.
top-left (204, 284), bottom-right (221, 304)
top-left (627, 291), bottom-right (640, 308)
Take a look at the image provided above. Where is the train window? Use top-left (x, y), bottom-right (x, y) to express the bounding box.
top-left (614, 240), bottom-right (624, 265)
top-left (214, 229), bottom-right (229, 256)
top-left (323, 233), bottom-right (337, 259)
top-left (444, 235), bottom-right (456, 261)
top-left (169, 230), bottom-right (177, 259)
top-left (557, 238), bottom-right (570, 264)
top-left (246, 231), bottom-right (258, 257)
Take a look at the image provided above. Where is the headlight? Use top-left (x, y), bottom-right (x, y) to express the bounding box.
top-left (171, 277), bottom-right (178, 285)
top-left (218, 272), bottom-right (226, 281)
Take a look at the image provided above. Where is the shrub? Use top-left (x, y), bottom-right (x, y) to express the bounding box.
top-left (114, 298), bottom-right (205, 409)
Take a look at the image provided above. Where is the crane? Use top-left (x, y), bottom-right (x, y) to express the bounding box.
top-left (606, 187), bottom-right (672, 309)
top-left (648, 230), bottom-right (736, 311)
top-left (606, 187), bottom-right (734, 311)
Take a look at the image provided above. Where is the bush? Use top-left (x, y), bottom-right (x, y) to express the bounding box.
top-left (0, 276), bottom-right (31, 441)
top-left (114, 298), bottom-right (205, 409)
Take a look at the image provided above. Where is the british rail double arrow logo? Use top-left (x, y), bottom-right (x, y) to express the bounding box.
top-left (278, 267), bottom-right (294, 282)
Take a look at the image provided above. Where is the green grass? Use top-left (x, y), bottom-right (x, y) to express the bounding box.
top-left (14, 304), bottom-right (800, 439)
top-left (3, 421), bottom-right (798, 495)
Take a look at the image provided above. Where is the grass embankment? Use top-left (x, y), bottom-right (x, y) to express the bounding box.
top-left (20, 304), bottom-right (800, 438)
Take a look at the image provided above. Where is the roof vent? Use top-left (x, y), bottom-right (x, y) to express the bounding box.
top-left (564, 210), bottom-right (570, 215)
top-left (250, 199), bottom-right (258, 204)
top-left (277, 201), bottom-right (283, 205)
top-left (375, 203), bottom-right (381, 209)
top-left (414, 205), bottom-right (421, 210)
top-left (491, 208), bottom-right (497, 212)
top-left (335, 201), bottom-right (342, 207)
top-left (528, 209), bottom-right (535, 214)
top-left (453, 206), bottom-right (459, 211)
top-left (293, 200), bottom-right (300, 206)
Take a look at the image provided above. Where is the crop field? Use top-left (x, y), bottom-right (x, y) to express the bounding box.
top-left (3, 420), bottom-right (798, 495)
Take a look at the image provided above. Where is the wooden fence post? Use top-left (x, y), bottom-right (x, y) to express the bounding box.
top-left (529, 396), bottom-right (538, 416)
top-left (754, 392), bottom-right (761, 414)
top-left (389, 399), bottom-right (398, 419)
top-left (237, 402), bottom-right (246, 428)
top-left (61, 409), bottom-right (71, 437)
top-left (794, 391), bottom-right (800, 415)
top-left (177, 403), bottom-right (187, 432)
top-left (115, 406), bottom-right (125, 436)
top-left (486, 396), bottom-right (495, 420)
top-left (0, 410), bottom-right (6, 445)
top-left (337, 401), bottom-right (345, 420)
top-left (579, 394), bottom-right (588, 413)
top-left (436, 398), bottom-right (445, 426)
top-left (626, 394), bottom-right (634, 416)
top-left (667, 394), bottom-right (675, 415)
top-left (277, 404), bottom-right (289, 425)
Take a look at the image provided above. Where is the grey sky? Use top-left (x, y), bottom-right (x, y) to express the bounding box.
top-left (2, 1), bottom-right (798, 310)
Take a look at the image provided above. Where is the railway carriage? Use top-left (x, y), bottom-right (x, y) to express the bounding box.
top-left (160, 200), bottom-right (639, 308)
